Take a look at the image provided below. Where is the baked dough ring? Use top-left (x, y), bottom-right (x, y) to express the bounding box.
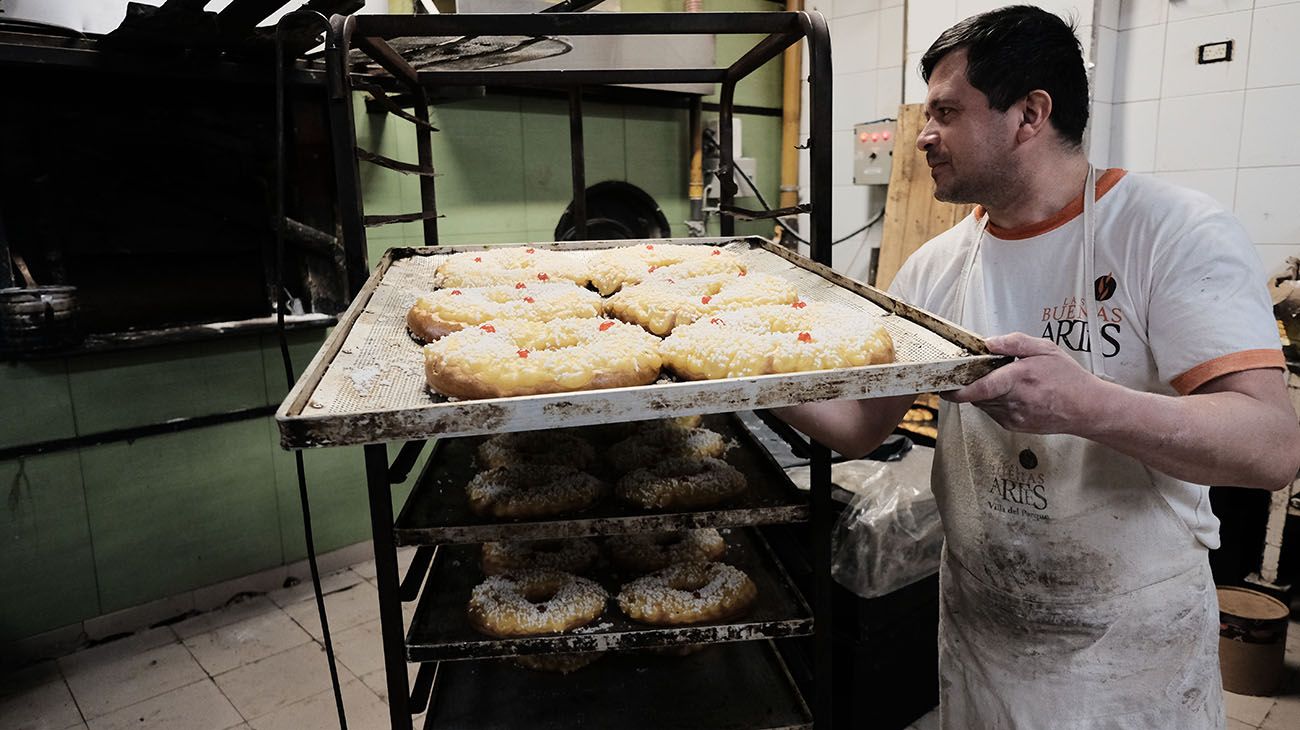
top-left (607, 529), bottom-right (727, 573)
top-left (406, 282), bottom-right (601, 343)
top-left (617, 562), bottom-right (757, 626)
top-left (466, 465), bottom-right (607, 519)
top-left (468, 570), bottom-right (607, 637)
top-left (423, 317), bottom-right (662, 399)
top-left (606, 427), bottom-right (728, 474)
top-left (565, 414), bottom-right (703, 446)
top-left (604, 272), bottom-right (799, 335)
top-left (660, 301), bottom-right (895, 380)
top-left (478, 431), bottom-right (597, 471)
top-left (588, 243), bottom-right (745, 296)
top-left (481, 538), bottom-right (601, 576)
top-left (434, 247), bottom-right (588, 288)
top-left (514, 652), bottom-right (605, 673)
top-left (615, 456), bottom-right (747, 510)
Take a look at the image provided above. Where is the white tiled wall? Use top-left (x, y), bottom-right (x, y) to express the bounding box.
top-left (802, 0), bottom-right (1300, 278)
top-left (1104, 0), bottom-right (1300, 271)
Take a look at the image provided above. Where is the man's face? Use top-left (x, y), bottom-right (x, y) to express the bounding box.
top-left (917, 50), bottom-right (1020, 205)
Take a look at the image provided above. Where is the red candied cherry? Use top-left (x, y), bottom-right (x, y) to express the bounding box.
top-left (515, 282), bottom-right (527, 289)
top-left (797, 332), bottom-right (813, 343)
top-left (537, 272), bottom-right (549, 282)
top-left (450, 290), bottom-right (462, 296)
top-left (473, 257), bottom-right (482, 263)
top-left (523, 296), bottom-right (535, 303)
top-left (479, 324), bottom-right (496, 333)
top-left (700, 295), bottom-right (712, 304)
top-left (709, 317), bottom-right (725, 325)
top-left (792, 301), bottom-right (807, 309)
top-left (711, 249), bottom-right (721, 256)
top-left (599, 321), bottom-right (615, 332)
top-left (525, 248), bottom-right (536, 254)
top-left (517, 349), bottom-right (529, 358)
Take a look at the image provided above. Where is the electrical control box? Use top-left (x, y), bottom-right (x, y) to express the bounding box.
top-left (853, 120), bottom-right (896, 185)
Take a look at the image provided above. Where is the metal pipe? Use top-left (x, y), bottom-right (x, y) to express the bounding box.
top-left (719, 81), bottom-right (737, 237)
top-left (413, 88), bottom-right (440, 246)
top-left (779, 0), bottom-right (804, 214)
top-left (365, 443), bottom-right (415, 730)
top-left (568, 87), bottom-right (588, 240)
top-left (801, 12), bottom-right (833, 267)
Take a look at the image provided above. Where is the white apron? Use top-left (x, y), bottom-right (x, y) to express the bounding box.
top-left (936, 168), bottom-right (1225, 729)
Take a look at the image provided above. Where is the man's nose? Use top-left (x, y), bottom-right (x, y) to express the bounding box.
top-left (917, 118), bottom-right (938, 152)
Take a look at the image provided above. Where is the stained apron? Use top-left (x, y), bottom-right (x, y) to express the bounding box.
top-left (935, 168), bottom-right (1225, 729)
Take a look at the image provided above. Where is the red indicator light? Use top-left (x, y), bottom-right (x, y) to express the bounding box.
top-left (882, 130), bottom-right (891, 141)
top-left (858, 132), bottom-right (869, 142)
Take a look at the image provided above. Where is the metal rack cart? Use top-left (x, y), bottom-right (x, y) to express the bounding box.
top-left (276, 11), bottom-right (1004, 729)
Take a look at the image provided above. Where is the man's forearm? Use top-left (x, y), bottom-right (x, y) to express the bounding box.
top-left (1073, 376), bottom-right (1300, 490)
top-left (771, 394), bottom-right (916, 459)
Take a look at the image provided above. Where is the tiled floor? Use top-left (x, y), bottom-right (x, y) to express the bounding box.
top-left (3, 551), bottom-right (1298, 730)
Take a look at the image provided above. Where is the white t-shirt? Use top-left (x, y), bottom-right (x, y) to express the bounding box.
top-left (890, 169), bottom-right (1284, 551)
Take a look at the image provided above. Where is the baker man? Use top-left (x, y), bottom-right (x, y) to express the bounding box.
top-left (777, 5), bottom-right (1300, 728)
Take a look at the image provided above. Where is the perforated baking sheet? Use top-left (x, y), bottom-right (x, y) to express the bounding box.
top-left (277, 237), bottom-right (1005, 448)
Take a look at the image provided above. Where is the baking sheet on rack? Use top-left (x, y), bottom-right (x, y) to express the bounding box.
top-left (302, 240), bottom-right (971, 419)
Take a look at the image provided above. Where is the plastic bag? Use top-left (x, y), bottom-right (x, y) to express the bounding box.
top-left (829, 448), bottom-right (944, 599)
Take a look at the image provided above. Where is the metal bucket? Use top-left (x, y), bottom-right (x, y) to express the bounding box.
top-left (0, 285), bottom-right (81, 354)
top-left (1217, 586), bottom-right (1290, 696)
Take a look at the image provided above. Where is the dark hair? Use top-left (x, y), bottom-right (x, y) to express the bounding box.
top-left (920, 5), bottom-right (1089, 147)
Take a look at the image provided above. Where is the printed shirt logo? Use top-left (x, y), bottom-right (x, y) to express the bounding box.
top-left (1040, 276), bottom-right (1125, 358)
top-left (1095, 273), bottom-right (1117, 302)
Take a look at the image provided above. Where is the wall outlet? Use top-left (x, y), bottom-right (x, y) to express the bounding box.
top-left (1197, 40), bottom-right (1233, 64)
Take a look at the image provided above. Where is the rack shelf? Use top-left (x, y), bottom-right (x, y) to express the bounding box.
top-left (393, 413), bottom-right (808, 545)
top-left (406, 528), bottom-right (812, 662)
top-left (423, 639), bottom-right (812, 730)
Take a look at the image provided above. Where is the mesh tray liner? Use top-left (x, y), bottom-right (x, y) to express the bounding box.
top-left (306, 240), bottom-right (970, 418)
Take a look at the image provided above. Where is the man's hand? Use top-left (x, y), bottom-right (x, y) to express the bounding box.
top-left (943, 332), bottom-right (1103, 435)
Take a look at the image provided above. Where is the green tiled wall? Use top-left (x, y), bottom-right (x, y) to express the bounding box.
top-left (0, 2), bottom-right (788, 645)
top-left (79, 418), bottom-right (283, 613)
top-left (0, 360), bottom-right (75, 447)
top-left (0, 453), bottom-right (97, 642)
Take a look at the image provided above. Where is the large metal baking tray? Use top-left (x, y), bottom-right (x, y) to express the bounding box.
top-left (393, 413), bottom-right (807, 545)
top-left (277, 237), bottom-right (1004, 448)
top-left (405, 528), bottom-right (811, 662)
top-left (422, 639), bottom-right (811, 730)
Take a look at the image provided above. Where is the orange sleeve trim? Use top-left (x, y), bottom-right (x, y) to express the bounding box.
top-left (976, 168), bottom-right (1127, 240)
top-left (1171, 349), bottom-right (1287, 395)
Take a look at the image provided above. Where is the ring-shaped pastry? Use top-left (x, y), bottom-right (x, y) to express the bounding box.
top-left (606, 529), bottom-right (727, 573)
top-left (606, 427), bottom-right (728, 474)
top-left (587, 243), bottom-right (745, 296)
top-left (604, 272), bottom-right (798, 335)
top-left (468, 570), bottom-right (607, 637)
top-left (423, 317), bottom-right (662, 399)
top-left (659, 301), bottom-right (895, 381)
top-left (616, 562), bottom-right (757, 625)
top-left (406, 282), bottom-right (601, 343)
top-left (481, 538), bottom-right (601, 576)
top-left (466, 465), bottom-right (607, 519)
top-left (615, 456), bottom-right (746, 510)
top-left (434, 247), bottom-right (588, 288)
top-left (478, 431), bottom-right (597, 471)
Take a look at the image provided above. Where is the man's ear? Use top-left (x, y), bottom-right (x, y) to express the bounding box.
top-left (1015, 90), bottom-right (1054, 144)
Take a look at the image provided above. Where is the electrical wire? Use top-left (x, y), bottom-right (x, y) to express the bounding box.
top-left (276, 11), bottom-right (349, 730)
top-left (702, 128), bottom-right (884, 246)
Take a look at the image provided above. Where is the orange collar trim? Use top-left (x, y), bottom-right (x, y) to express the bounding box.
top-left (974, 168), bottom-right (1127, 240)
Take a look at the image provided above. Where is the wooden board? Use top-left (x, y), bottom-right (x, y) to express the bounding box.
top-left (875, 103), bottom-right (975, 291)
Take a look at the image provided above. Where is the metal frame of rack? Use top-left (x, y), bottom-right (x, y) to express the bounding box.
top-left (290, 10), bottom-right (840, 729)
